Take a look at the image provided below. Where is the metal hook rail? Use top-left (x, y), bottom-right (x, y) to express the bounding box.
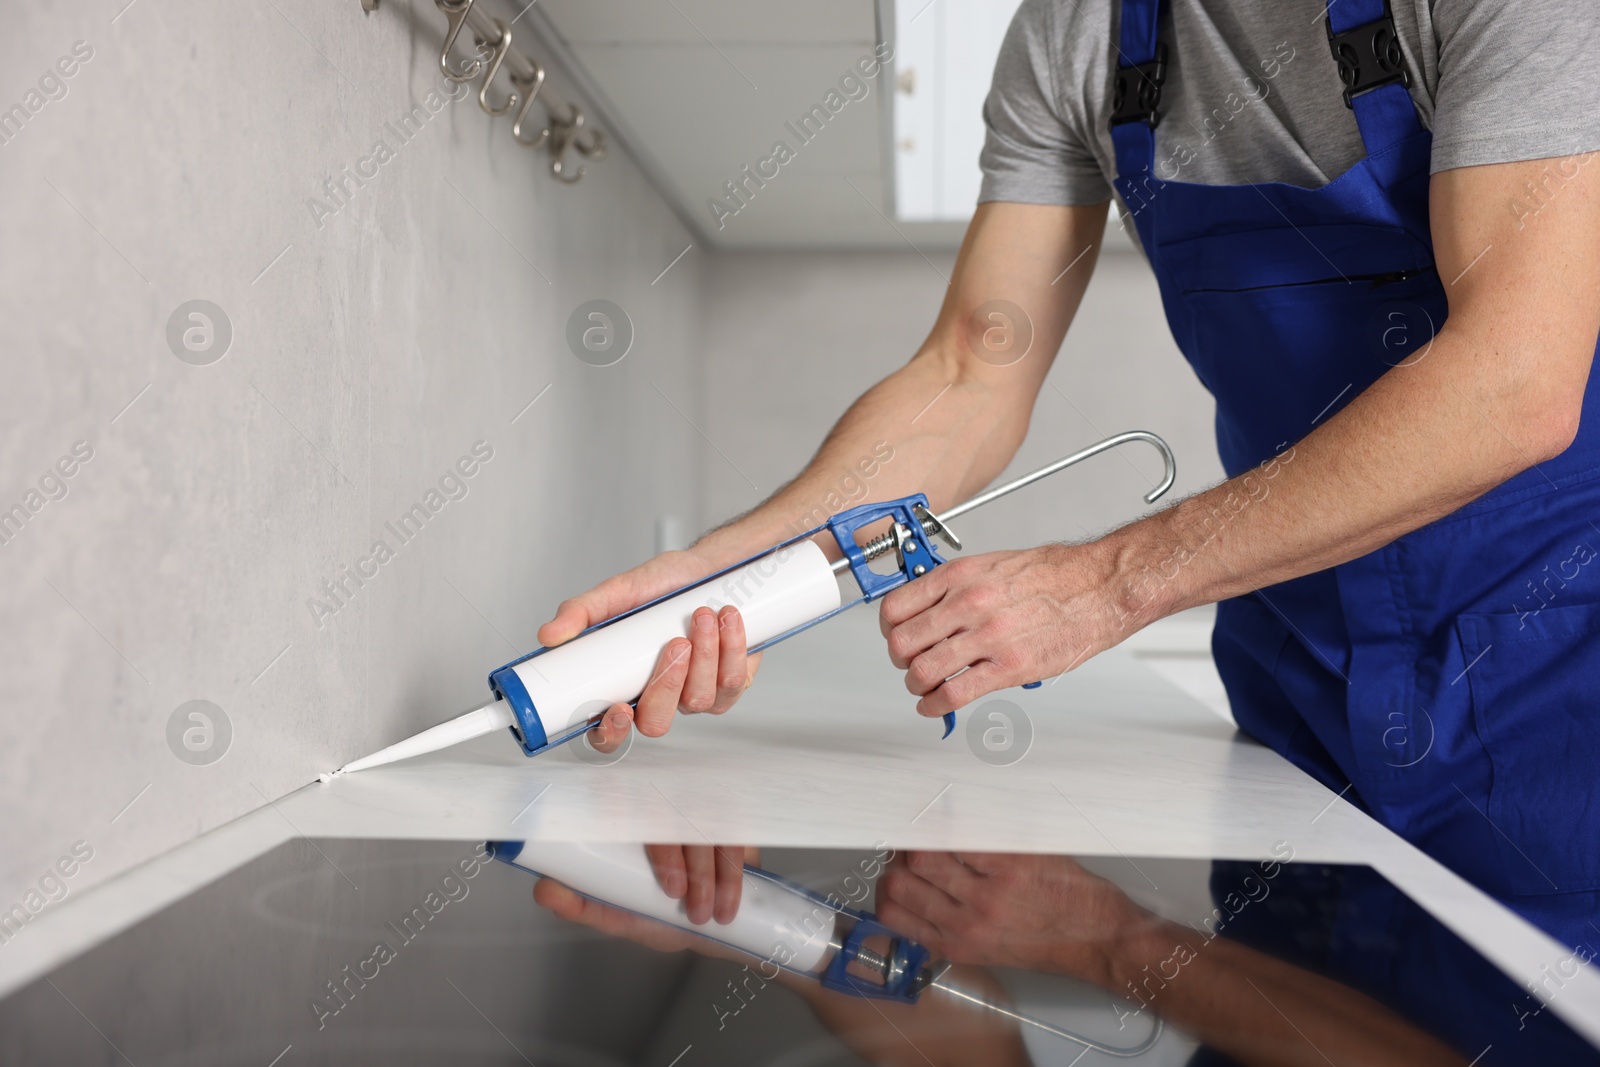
top-left (361, 0), bottom-right (606, 183)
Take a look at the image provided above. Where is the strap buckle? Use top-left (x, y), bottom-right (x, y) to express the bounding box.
top-left (1325, 5), bottom-right (1410, 108)
top-left (1111, 42), bottom-right (1168, 129)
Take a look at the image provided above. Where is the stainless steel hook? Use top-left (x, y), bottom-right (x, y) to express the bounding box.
top-left (549, 110), bottom-right (606, 183)
top-left (510, 64), bottom-right (548, 147)
top-left (437, 0), bottom-right (481, 83)
top-left (476, 18), bottom-right (517, 116)
top-left (390, 0), bottom-right (609, 183)
top-left (548, 112), bottom-right (587, 183)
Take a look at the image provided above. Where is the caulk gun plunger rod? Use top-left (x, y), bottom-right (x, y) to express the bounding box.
top-left (829, 430), bottom-right (1176, 574)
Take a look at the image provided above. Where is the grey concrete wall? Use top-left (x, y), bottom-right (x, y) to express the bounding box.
top-left (696, 246), bottom-right (1227, 555)
top-left (0, 1), bottom-right (703, 908)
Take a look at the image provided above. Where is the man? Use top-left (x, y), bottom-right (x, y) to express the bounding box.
top-left (538, 0), bottom-right (1600, 957)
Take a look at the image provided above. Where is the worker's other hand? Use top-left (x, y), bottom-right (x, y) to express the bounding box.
top-left (875, 851), bottom-right (1153, 983)
top-left (536, 549), bottom-right (763, 747)
top-left (879, 545), bottom-right (1119, 718)
top-left (645, 843), bottom-right (752, 925)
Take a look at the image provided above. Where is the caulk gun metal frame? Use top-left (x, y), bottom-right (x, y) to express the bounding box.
top-left (487, 430), bottom-right (1177, 757)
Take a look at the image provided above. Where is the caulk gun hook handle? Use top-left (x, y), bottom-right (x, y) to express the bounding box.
top-left (1127, 430), bottom-right (1178, 505)
top-left (936, 429), bottom-right (1177, 526)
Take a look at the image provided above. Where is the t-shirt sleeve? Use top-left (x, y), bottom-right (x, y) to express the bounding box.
top-left (978, 0), bottom-right (1113, 206)
top-left (1427, 0), bottom-right (1600, 172)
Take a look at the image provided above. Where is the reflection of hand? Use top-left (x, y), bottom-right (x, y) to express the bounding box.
top-left (533, 845), bottom-right (758, 950)
top-left (876, 851), bottom-right (1153, 984)
top-left (535, 866), bottom-right (1034, 1067)
top-left (882, 852), bottom-right (1471, 1067)
top-left (536, 549), bottom-right (764, 750)
top-left (878, 545), bottom-right (1121, 718)
top-left (533, 876), bottom-right (706, 956)
top-left (645, 843), bottom-right (750, 925)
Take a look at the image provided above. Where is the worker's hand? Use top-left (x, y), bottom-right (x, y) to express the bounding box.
top-left (537, 548), bottom-right (763, 747)
top-left (645, 843), bottom-right (752, 925)
top-left (879, 544), bottom-right (1120, 718)
top-left (875, 851), bottom-right (1153, 984)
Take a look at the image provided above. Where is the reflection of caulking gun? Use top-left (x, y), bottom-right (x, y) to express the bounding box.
top-left (486, 840), bottom-right (1164, 1057)
top-left (335, 432), bottom-right (1176, 775)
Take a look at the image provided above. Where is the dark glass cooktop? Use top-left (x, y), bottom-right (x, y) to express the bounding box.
top-left (0, 839), bottom-right (1592, 1066)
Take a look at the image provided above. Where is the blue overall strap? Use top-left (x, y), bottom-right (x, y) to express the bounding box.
top-left (1109, 0), bottom-right (1165, 184)
top-left (1326, 0), bottom-right (1422, 156)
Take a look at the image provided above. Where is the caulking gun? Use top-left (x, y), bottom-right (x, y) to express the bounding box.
top-left (333, 431), bottom-right (1176, 775)
top-left (486, 839), bottom-right (1165, 1057)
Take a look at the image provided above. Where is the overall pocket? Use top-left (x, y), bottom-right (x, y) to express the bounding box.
top-left (1167, 241), bottom-right (1445, 474)
top-left (1456, 600), bottom-right (1600, 896)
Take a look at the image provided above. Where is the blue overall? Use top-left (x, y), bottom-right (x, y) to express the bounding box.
top-left (1109, 0), bottom-right (1600, 1011)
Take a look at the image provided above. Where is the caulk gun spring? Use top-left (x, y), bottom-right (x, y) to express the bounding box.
top-left (851, 944), bottom-right (891, 975)
top-left (858, 531), bottom-right (899, 562)
top-left (830, 520), bottom-right (938, 574)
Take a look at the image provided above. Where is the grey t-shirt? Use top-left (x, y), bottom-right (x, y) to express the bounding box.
top-left (979, 0), bottom-right (1600, 210)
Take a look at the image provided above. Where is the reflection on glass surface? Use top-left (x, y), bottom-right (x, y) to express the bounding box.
top-left (0, 840), bottom-right (1593, 1066)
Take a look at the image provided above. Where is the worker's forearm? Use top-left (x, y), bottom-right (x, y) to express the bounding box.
top-left (692, 346), bottom-right (1028, 565)
top-left (1096, 919), bottom-right (1464, 1066)
top-left (1102, 326), bottom-right (1583, 630)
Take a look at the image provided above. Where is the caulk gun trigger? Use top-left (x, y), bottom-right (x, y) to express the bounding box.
top-left (941, 712), bottom-right (955, 739)
top-left (1022, 681), bottom-right (1042, 689)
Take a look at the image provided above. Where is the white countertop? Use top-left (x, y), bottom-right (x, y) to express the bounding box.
top-left (4, 609), bottom-right (1597, 1045)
